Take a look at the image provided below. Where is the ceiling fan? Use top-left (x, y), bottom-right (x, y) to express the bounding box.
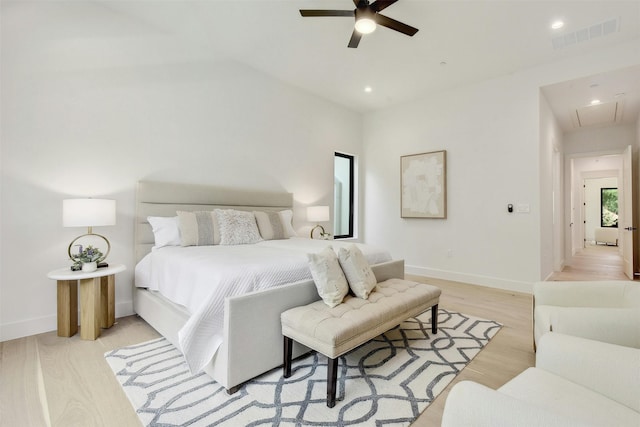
top-left (300, 0), bottom-right (418, 48)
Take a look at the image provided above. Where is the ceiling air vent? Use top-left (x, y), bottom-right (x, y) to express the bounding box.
top-left (552, 18), bottom-right (619, 49)
top-left (571, 100), bottom-right (625, 128)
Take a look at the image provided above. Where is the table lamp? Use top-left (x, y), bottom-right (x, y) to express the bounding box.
top-left (63, 198), bottom-right (116, 263)
top-left (307, 205), bottom-right (330, 239)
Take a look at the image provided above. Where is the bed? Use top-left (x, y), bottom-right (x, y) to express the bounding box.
top-left (133, 180), bottom-right (405, 392)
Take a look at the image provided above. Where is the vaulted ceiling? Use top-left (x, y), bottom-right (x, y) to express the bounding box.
top-left (3, 1), bottom-right (640, 130)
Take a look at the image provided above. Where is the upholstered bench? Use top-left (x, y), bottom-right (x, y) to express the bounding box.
top-left (281, 278), bottom-right (441, 407)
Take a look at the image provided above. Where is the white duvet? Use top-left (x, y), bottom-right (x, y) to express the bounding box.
top-left (134, 238), bottom-right (391, 373)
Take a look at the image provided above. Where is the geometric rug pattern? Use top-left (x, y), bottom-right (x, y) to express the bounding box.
top-left (105, 309), bottom-right (501, 426)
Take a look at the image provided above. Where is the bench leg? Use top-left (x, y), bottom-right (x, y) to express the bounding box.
top-left (226, 385), bottom-right (241, 395)
top-left (431, 304), bottom-right (439, 334)
top-left (327, 357), bottom-right (338, 408)
top-left (283, 336), bottom-right (293, 378)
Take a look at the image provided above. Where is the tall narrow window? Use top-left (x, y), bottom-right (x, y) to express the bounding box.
top-left (334, 152), bottom-right (354, 239)
top-left (600, 187), bottom-right (618, 228)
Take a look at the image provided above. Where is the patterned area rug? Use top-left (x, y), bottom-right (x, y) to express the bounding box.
top-left (105, 309), bottom-right (501, 426)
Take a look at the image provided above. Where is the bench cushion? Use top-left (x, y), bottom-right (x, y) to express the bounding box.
top-left (281, 279), bottom-right (441, 358)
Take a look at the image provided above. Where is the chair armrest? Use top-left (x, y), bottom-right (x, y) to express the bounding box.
top-left (549, 308), bottom-right (640, 348)
top-left (441, 381), bottom-right (595, 427)
top-left (533, 281), bottom-right (629, 308)
top-left (536, 333), bottom-right (640, 412)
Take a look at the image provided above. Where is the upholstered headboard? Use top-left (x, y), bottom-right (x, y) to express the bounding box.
top-left (135, 181), bottom-right (294, 263)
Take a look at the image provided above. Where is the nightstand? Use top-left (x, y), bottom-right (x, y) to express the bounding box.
top-left (47, 264), bottom-right (126, 340)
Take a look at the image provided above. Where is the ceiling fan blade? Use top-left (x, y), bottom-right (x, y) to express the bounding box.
top-left (374, 13), bottom-right (419, 36)
top-left (300, 10), bottom-right (355, 17)
top-left (348, 30), bottom-right (362, 48)
top-left (370, 0), bottom-right (399, 12)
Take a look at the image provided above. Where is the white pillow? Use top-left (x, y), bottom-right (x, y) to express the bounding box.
top-left (147, 216), bottom-right (181, 248)
top-left (215, 209), bottom-right (263, 245)
top-left (307, 246), bottom-right (349, 307)
top-left (177, 211), bottom-right (219, 246)
top-left (278, 210), bottom-right (297, 237)
top-left (338, 244), bottom-right (377, 299)
top-left (254, 210), bottom-right (297, 240)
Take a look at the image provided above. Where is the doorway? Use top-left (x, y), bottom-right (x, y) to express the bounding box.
top-left (561, 152), bottom-right (629, 280)
top-left (584, 177), bottom-right (618, 247)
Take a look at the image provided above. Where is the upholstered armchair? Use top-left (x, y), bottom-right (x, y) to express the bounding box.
top-left (441, 333), bottom-right (640, 426)
top-left (533, 281), bottom-right (640, 349)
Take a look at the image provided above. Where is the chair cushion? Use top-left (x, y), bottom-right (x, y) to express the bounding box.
top-left (499, 368), bottom-right (639, 426)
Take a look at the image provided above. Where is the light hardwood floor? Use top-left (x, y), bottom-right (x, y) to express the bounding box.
top-left (3, 242), bottom-right (627, 426)
top-left (548, 243), bottom-right (628, 281)
top-left (0, 278), bottom-right (535, 427)
top-left (410, 277), bottom-right (535, 426)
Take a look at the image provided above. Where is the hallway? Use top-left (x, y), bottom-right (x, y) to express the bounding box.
top-left (548, 244), bottom-right (628, 281)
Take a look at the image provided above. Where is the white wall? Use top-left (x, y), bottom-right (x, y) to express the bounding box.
top-left (539, 92), bottom-right (565, 278)
top-left (362, 40), bottom-right (640, 293)
top-left (363, 74), bottom-right (541, 292)
top-left (1, 39), bottom-right (363, 340)
top-left (564, 125), bottom-right (638, 155)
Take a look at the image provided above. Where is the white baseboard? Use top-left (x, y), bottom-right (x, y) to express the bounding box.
top-left (0, 301), bottom-right (134, 342)
top-left (405, 265), bottom-right (534, 294)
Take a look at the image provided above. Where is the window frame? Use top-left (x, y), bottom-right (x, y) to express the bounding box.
top-left (334, 152), bottom-right (354, 239)
top-left (600, 187), bottom-right (619, 228)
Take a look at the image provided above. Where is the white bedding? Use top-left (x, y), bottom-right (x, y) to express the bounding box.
top-left (134, 237), bottom-right (391, 373)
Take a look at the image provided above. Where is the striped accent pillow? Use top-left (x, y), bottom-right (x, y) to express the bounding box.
top-left (177, 211), bottom-right (220, 246)
top-left (254, 210), bottom-right (297, 240)
top-left (254, 211), bottom-right (286, 240)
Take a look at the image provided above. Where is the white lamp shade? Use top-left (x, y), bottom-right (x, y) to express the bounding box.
top-left (63, 199), bottom-right (116, 227)
top-left (307, 205), bottom-right (330, 222)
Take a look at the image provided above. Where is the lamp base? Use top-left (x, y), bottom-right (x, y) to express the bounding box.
top-left (310, 224), bottom-right (328, 239)
top-left (310, 224), bottom-right (325, 239)
top-left (68, 232), bottom-right (111, 263)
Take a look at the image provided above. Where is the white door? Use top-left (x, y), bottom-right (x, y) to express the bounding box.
top-left (622, 145), bottom-right (635, 279)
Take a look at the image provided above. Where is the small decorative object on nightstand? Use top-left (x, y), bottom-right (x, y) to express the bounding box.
top-left (307, 205), bottom-right (331, 239)
top-left (47, 264), bottom-right (125, 340)
top-left (70, 245), bottom-right (103, 272)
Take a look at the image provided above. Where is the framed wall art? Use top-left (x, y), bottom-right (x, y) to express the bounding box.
top-left (400, 150), bottom-right (447, 218)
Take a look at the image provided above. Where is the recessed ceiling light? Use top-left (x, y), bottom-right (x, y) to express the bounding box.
top-left (590, 99), bottom-right (601, 105)
top-left (551, 20), bottom-right (564, 30)
top-left (364, 86), bottom-right (373, 93)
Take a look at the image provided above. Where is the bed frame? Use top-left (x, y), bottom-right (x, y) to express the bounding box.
top-left (133, 180), bottom-right (405, 392)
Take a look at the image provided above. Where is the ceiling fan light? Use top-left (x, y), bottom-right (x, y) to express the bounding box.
top-left (355, 18), bottom-right (376, 34)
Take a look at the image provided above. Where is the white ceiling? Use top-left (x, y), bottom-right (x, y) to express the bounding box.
top-left (542, 64), bottom-right (640, 131)
top-left (4, 0), bottom-right (640, 128)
